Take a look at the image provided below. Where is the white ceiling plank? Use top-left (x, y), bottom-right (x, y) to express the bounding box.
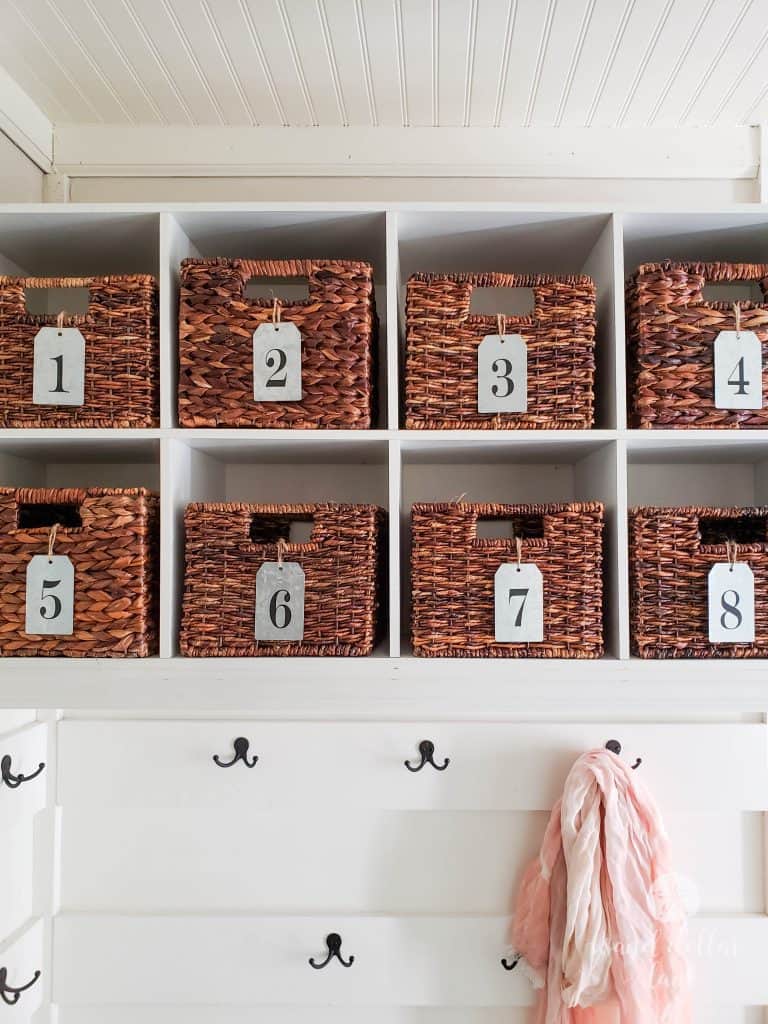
top-left (463, 0), bottom-right (515, 127)
top-left (397, 0), bottom-right (432, 127)
top-left (359, 0), bottom-right (404, 126)
top-left (52, 123), bottom-right (759, 179)
top-left (435, 0), bottom-right (475, 127)
top-left (524, 0), bottom-right (595, 126)
top-left (0, 64), bottom-right (53, 171)
top-left (686, 9), bottom-right (768, 126)
top-left (319, 0), bottom-right (376, 126)
top-left (495, 0), bottom-right (550, 126)
top-left (280, 0), bottom-right (347, 125)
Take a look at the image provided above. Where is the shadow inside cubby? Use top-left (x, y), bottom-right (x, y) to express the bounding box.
top-left (165, 210), bottom-right (389, 427)
top-left (166, 436), bottom-right (390, 656)
top-left (0, 438), bottom-right (160, 491)
top-left (400, 437), bottom-right (619, 658)
top-left (396, 210), bottom-right (617, 428)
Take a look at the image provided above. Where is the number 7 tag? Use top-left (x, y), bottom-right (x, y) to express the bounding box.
top-left (495, 562), bottom-right (543, 642)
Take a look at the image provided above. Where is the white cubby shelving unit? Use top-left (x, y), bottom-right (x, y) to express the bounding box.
top-left (2, 202), bottom-right (768, 714)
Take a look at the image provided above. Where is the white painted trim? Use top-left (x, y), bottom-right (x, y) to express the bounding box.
top-left (760, 122), bottom-right (768, 203)
top-left (0, 67), bottom-right (53, 172)
top-left (52, 125), bottom-right (759, 180)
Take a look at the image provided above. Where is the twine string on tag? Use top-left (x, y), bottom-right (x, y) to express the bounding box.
top-left (515, 535), bottom-right (522, 572)
top-left (734, 302), bottom-right (741, 340)
top-left (276, 536), bottom-right (286, 569)
top-left (497, 314), bottom-right (506, 339)
top-left (47, 523), bottom-right (58, 564)
top-left (726, 538), bottom-right (738, 572)
top-left (56, 310), bottom-right (64, 335)
top-left (272, 297), bottom-right (282, 329)
top-left (452, 492), bottom-right (467, 504)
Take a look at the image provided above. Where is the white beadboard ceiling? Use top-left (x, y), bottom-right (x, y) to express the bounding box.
top-left (0, 0), bottom-right (767, 130)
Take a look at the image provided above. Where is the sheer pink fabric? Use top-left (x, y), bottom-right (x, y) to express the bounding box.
top-left (511, 748), bottom-right (691, 1024)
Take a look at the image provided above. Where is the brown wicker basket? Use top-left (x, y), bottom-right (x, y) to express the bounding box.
top-left (180, 502), bottom-right (385, 656)
top-left (411, 502), bottom-right (604, 657)
top-left (627, 261), bottom-right (768, 428)
top-left (178, 258), bottom-right (377, 428)
top-left (630, 505), bottom-right (768, 658)
top-left (0, 487), bottom-right (159, 657)
top-left (404, 272), bottom-right (596, 429)
top-left (0, 275), bottom-right (159, 428)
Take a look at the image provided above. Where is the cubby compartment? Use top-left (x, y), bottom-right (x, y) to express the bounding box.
top-left (400, 437), bottom-right (620, 657)
top-left (396, 211), bottom-right (618, 429)
top-left (162, 211), bottom-right (390, 429)
top-left (0, 437), bottom-right (160, 491)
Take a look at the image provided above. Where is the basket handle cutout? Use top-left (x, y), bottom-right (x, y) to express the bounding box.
top-left (473, 513), bottom-right (545, 542)
top-left (17, 501), bottom-right (83, 530)
top-left (698, 515), bottom-right (768, 547)
top-left (701, 281), bottom-right (766, 304)
top-left (248, 512), bottom-right (317, 546)
top-left (24, 285), bottom-right (90, 317)
top-left (244, 275), bottom-right (310, 304)
top-left (468, 287), bottom-right (535, 317)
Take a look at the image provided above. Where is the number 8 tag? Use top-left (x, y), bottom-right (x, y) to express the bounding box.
top-left (478, 334), bottom-right (527, 413)
top-left (708, 562), bottom-right (755, 643)
top-left (255, 561), bottom-right (305, 641)
top-left (25, 555), bottom-right (74, 635)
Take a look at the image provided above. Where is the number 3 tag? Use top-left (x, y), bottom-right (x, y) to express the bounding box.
top-left (708, 562), bottom-right (755, 643)
top-left (714, 331), bottom-right (762, 409)
top-left (494, 562), bottom-right (543, 642)
top-left (32, 327), bottom-right (85, 406)
top-left (253, 322), bottom-right (302, 402)
top-left (25, 555), bottom-right (74, 635)
top-left (478, 334), bottom-right (527, 413)
top-left (255, 561), bottom-right (305, 642)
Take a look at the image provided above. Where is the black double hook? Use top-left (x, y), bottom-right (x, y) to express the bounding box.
top-left (0, 967), bottom-right (40, 1006)
top-left (405, 740), bottom-right (450, 772)
top-left (501, 954), bottom-right (520, 971)
top-left (309, 933), bottom-right (354, 969)
top-left (605, 739), bottom-right (642, 770)
top-left (212, 737), bottom-right (258, 768)
top-left (1, 754), bottom-right (45, 789)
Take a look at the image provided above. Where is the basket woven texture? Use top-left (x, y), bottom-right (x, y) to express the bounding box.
top-left (0, 275), bottom-right (159, 428)
top-left (405, 272), bottom-right (596, 429)
top-left (411, 501), bottom-right (604, 657)
top-left (180, 502), bottom-right (385, 656)
top-left (0, 487), bottom-right (159, 657)
top-left (630, 505), bottom-right (768, 658)
top-left (178, 259), bottom-right (377, 428)
top-left (627, 261), bottom-right (768, 428)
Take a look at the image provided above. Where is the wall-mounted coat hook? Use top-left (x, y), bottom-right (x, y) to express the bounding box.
top-left (605, 739), bottom-right (642, 770)
top-left (1, 754), bottom-right (45, 789)
top-left (212, 737), bottom-right (258, 768)
top-left (0, 967), bottom-right (40, 1005)
top-left (405, 740), bottom-right (450, 772)
top-left (501, 954), bottom-right (520, 971)
top-left (309, 932), bottom-right (354, 969)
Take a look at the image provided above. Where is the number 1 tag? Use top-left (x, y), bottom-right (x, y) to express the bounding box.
top-left (494, 562), bottom-right (543, 642)
top-left (253, 322), bottom-right (302, 402)
top-left (25, 555), bottom-right (74, 635)
top-left (478, 334), bottom-right (527, 413)
top-left (255, 562), bottom-right (305, 642)
top-left (708, 562), bottom-right (755, 643)
top-left (32, 327), bottom-right (85, 406)
top-left (714, 331), bottom-right (762, 409)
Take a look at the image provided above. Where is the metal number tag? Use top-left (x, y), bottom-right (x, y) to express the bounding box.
top-left (32, 327), bottom-right (85, 406)
top-left (253, 322), bottom-right (302, 402)
top-left (708, 562), bottom-right (755, 643)
top-left (478, 334), bottom-right (527, 413)
top-left (255, 561), bottom-right (305, 642)
top-left (494, 562), bottom-right (543, 642)
top-left (25, 555), bottom-right (74, 636)
top-left (713, 331), bottom-right (762, 409)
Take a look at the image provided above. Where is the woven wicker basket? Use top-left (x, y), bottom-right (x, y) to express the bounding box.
top-left (411, 502), bottom-right (604, 657)
top-left (180, 502), bottom-right (385, 656)
top-left (627, 261), bottom-right (768, 428)
top-left (0, 275), bottom-right (159, 428)
top-left (178, 258), bottom-right (377, 428)
top-left (0, 487), bottom-right (159, 657)
top-left (404, 272), bottom-right (596, 429)
top-left (630, 505), bottom-right (768, 658)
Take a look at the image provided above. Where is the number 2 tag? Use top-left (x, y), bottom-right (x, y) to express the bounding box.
top-left (32, 327), bottom-right (85, 406)
top-left (494, 562), bottom-right (543, 642)
top-left (714, 331), bottom-right (762, 409)
top-left (708, 562), bottom-right (755, 643)
top-left (25, 555), bottom-right (74, 635)
top-left (253, 322), bottom-right (302, 402)
top-left (255, 561), bottom-right (305, 642)
top-left (478, 334), bottom-right (527, 413)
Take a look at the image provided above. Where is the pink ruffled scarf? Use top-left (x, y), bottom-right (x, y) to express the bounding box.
top-left (512, 747), bottom-right (691, 1024)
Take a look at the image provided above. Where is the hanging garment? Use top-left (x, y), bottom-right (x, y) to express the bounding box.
top-left (511, 747), bottom-right (691, 1024)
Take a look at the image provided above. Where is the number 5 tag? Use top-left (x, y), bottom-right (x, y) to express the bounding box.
top-left (25, 555), bottom-right (74, 635)
top-left (255, 561), bottom-right (305, 642)
top-left (253, 322), bottom-right (302, 402)
top-left (478, 334), bottom-right (527, 413)
top-left (708, 562), bottom-right (755, 643)
top-left (495, 562), bottom-right (543, 642)
top-left (714, 331), bottom-right (762, 410)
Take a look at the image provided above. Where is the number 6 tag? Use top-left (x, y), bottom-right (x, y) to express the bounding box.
top-left (25, 555), bottom-right (74, 635)
top-left (478, 334), bottom-right (527, 413)
top-left (253, 322), bottom-right (302, 402)
top-left (255, 561), bottom-right (305, 641)
top-left (495, 562), bottom-right (543, 642)
top-left (708, 562), bottom-right (755, 643)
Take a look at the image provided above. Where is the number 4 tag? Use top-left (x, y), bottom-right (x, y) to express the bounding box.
top-left (708, 562), bottom-right (755, 643)
top-left (494, 562), bottom-right (543, 642)
top-left (714, 331), bottom-right (762, 410)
